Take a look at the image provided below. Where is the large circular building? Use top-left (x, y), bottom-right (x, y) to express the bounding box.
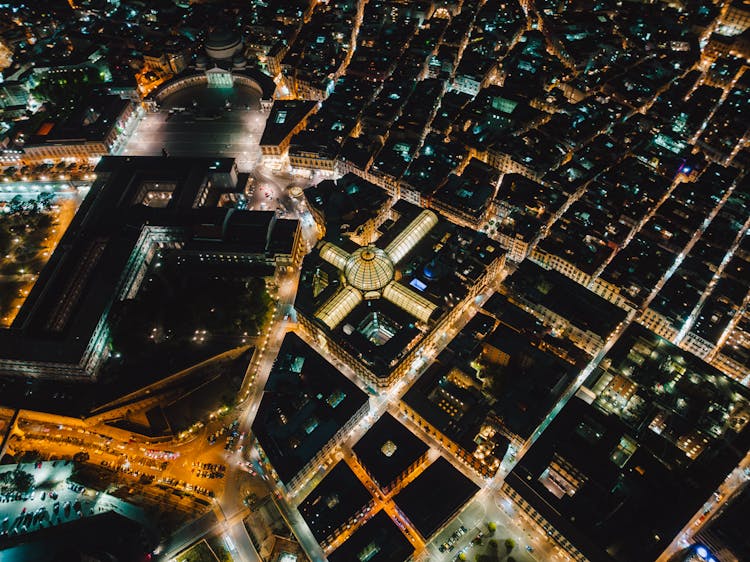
top-left (344, 247), bottom-right (395, 292)
top-left (205, 28), bottom-right (243, 61)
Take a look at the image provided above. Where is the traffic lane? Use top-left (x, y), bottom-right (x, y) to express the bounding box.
top-left (224, 519), bottom-right (262, 562)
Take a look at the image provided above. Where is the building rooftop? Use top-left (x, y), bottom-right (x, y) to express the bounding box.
top-left (327, 510), bottom-right (414, 562)
top-left (393, 457), bottom-right (479, 540)
top-left (252, 333), bottom-right (368, 485)
top-left (260, 100), bottom-right (317, 147)
top-left (505, 324), bottom-right (750, 562)
top-left (505, 260), bottom-right (626, 339)
top-left (401, 351), bottom-right (507, 477)
top-left (352, 412), bottom-right (428, 490)
top-left (297, 200), bottom-right (503, 381)
top-left (297, 461), bottom-right (372, 544)
top-left (23, 93), bottom-right (131, 146)
top-left (0, 511), bottom-right (155, 562)
top-left (0, 156), bottom-right (297, 387)
top-left (694, 485), bottom-right (750, 562)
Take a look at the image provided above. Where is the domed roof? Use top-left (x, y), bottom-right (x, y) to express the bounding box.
top-left (206, 29), bottom-right (240, 49)
top-left (344, 246), bottom-right (394, 292)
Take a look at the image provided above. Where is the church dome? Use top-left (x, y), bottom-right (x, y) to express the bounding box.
top-left (344, 246), bottom-right (394, 292)
top-left (205, 28), bottom-right (242, 60)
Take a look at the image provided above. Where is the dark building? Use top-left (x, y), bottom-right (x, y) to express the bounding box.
top-left (429, 158), bottom-right (499, 225)
top-left (393, 456), bottom-right (479, 540)
top-left (260, 99), bottom-right (318, 157)
top-left (502, 325), bottom-right (750, 562)
top-left (0, 156), bottom-right (300, 385)
top-left (0, 511), bottom-right (155, 562)
top-left (252, 333), bottom-right (369, 490)
top-left (352, 412), bottom-right (429, 493)
top-left (505, 260), bottom-right (627, 355)
top-left (692, 485), bottom-right (750, 562)
top-left (401, 352), bottom-right (508, 478)
top-left (326, 510), bottom-right (414, 562)
top-left (297, 461), bottom-right (373, 547)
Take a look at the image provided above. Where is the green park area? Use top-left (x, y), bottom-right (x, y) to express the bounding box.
top-left (31, 66), bottom-right (107, 110)
top-left (176, 538), bottom-right (233, 562)
top-left (104, 250), bottom-right (273, 384)
top-left (175, 540), bottom-right (218, 562)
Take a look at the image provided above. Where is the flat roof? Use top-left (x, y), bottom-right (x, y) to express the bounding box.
top-left (252, 333), bottom-right (369, 484)
top-left (352, 412), bottom-right (428, 489)
top-left (298, 461), bottom-right (372, 543)
top-left (25, 94), bottom-right (132, 146)
top-left (0, 156), bottom-right (297, 407)
top-left (327, 510), bottom-right (414, 562)
top-left (401, 357), bottom-right (493, 456)
top-left (260, 100), bottom-right (317, 146)
top-left (505, 324), bottom-right (750, 562)
top-left (393, 457), bottom-right (479, 540)
top-left (1, 156), bottom-right (237, 367)
top-left (506, 260), bottom-right (626, 337)
top-left (483, 324), bottom-right (575, 440)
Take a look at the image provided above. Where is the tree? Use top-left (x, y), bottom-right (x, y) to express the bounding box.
top-left (73, 451), bottom-right (90, 463)
top-left (0, 467), bottom-right (34, 495)
top-left (23, 199), bottom-right (38, 214)
top-left (32, 67), bottom-right (104, 108)
top-left (16, 450), bottom-right (42, 463)
top-left (36, 192), bottom-right (54, 211)
top-left (505, 538), bottom-right (515, 553)
top-left (487, 521), bottom-right (497, 535)
top-left (9, 195), bottom-right (24, 214)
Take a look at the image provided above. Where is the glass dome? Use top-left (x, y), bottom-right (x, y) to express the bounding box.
top-left (344, 246), bottom-right (394, 292)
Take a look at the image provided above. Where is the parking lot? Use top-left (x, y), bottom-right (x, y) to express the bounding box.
top-left (424, 497), bottom-right (537, 562)
top-left (0, 461), bottom-right (147, 540)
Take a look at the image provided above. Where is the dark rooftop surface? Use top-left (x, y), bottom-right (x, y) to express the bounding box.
top-left (0, 156), bottom-right (297, 391)
top-left (506, 260), bottom-right (626, 338)
top-left (695, 485), bottom-right (750, 562)
top-left (303, 173), bottom-right (390, 242)
top-left (505, 325), bottom-right (750, 562)
top-left (1, 156), bottom-right (233, 366)
top-left (26, 93), bottom-right (132, 145)
top-left (260, 99), bottom-right (317, 147)
top-left (297, 461), bottom-right (372, 543)
top-left (0, 511), bottom-right (154, 562)
top-left (352, 412), bottom-right (428, 490)
top-left (252, 333), bottom-right (368, 485)
top-left (401, 354), bottom-right (496, 460)
top-left (393, 457), bottom-right (479, 540)
top-left (483, 323), bottom-right (575, 440)
top-left (327, 510), bottom-right (414, 562)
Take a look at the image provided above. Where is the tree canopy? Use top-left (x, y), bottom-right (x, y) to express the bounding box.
top-left (0, 467), bottom-right (34, 495)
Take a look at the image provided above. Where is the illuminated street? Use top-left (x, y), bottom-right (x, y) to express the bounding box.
top-left (1, 1), bottom-right (749, 562)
